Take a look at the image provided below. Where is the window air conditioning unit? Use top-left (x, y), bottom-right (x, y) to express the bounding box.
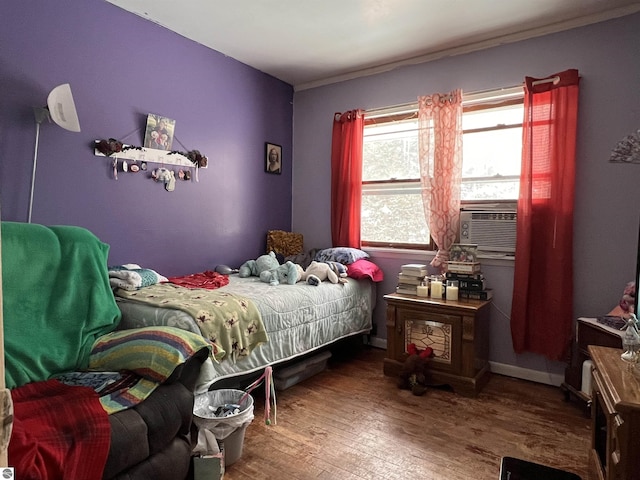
top-left (459, 209), bottom-right (517, 254)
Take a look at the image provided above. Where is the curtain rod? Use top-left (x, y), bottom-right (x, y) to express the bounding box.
top-left (365, 84), bottom-right (523, 116)
top-left (530, 76), bottom-right (560, 86)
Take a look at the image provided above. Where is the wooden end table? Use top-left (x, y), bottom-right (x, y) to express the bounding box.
top-left (383, 293), bottom-right (491, 397)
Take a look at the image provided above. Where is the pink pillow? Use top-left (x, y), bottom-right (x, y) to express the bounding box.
top-left (347, 259), bottom-right (384, 282)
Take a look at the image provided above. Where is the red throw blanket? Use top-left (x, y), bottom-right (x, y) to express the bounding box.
top-left (167, 270), bottom-right (229, 289)
top-left (9, 379), bottom-right (111, 480)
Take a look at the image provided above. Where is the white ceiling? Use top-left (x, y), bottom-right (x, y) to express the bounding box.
top-left (106, 0), bottom-right (640, 90)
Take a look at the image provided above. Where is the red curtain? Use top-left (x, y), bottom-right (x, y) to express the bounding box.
top-left (331, 109), bottom-right (364, 248)
top-left (510, 69), bottom-right (580, 361)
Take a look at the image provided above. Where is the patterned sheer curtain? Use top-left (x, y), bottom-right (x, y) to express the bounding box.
top-left (510, 69), bottom-right (580, 361)
top-left (418, 90), bottom-right (463, 271)
top-left (330, 109), bottom-right (364, 248)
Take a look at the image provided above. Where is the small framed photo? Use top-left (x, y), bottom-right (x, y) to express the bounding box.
top-left (265, 142), bottom-right (282, 174)
top-left (144, 114), bottom-right (176, 151)
top-left (449, 243), bottom-right (479, 262)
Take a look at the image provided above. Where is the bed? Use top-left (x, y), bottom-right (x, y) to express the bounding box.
top-left (114, 273), bottom-right (376, 390)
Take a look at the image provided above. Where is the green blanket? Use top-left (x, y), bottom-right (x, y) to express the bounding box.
top-left (2, 222), bottom-right (121, 389)
top-left (116, 283), bottom-right (268, 363)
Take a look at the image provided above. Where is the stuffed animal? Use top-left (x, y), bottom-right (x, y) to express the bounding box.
top-left (608, 280), bottom-right (637, 319)
top-left (620, 281), bottom-right (636, 317)
top-left (300, 261), bottom-right (347, 286)
top-left (326, 261), bottom-right (348, 280)
top-left (151, 167), bottom-right (176, 192)
top-left (398, 343), bottom-right (434, 396)
top-left (293, 263), bottom-right (304, 281)
top-left (238, 251), bottom-right (279, 278)
top-left (238, 251), bottom-right (301, 286)
top-left (259, 261), bottom-right (300, 286)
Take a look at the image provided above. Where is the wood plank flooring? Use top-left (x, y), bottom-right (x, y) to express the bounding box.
top-left (221, 346), bottom-right (590, 480)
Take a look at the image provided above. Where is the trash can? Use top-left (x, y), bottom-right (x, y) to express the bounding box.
top-left (193, 389), bottom-right (254, 466)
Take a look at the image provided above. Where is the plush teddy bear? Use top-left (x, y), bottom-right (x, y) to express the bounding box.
top-left (300, 261), bottom-right (348, 286)
top-left (238, 251), bottom-right (301, 286)
top-left (398, 343), bottom-right (434, 396)
top-left (607, 280), bottom-right (637, 319)
top-left (259, 261), bottom-right (301, 286)
top-left (620, 281), bottom-right (636, 317)
top-left (326, 261), bottom-right (348, 280)
top-left (238, 251), bottom-right (279, 278)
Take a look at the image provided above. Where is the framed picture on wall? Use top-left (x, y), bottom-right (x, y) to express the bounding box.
top-left (265, 142), bottom-right (282, 174)
top-left (144, 114), bottom-right (176, 151)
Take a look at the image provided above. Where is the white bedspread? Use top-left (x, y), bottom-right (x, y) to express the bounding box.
top-left (116, 275), bottom-right (374, 388)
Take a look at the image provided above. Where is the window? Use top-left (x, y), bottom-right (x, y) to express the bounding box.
top-left (361, 87), bottom-right (523, 249)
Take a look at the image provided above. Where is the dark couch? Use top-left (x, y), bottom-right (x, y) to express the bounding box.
top-left (2, 222), bottom-right (208, 480)
top-left (104, 349), bottom-right (207, 479)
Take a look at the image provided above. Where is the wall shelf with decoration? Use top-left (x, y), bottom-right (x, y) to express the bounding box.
top-left (93, 139), bottom-right (208, 169)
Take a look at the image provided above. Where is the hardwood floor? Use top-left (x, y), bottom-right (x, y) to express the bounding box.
top-left (221, 346), bottom-right (590, 480)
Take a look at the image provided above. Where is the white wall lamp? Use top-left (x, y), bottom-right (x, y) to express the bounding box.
top-left (29, 83), bottom-right (81, 223)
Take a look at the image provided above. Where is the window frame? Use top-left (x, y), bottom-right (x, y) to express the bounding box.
top-left (361, 87), bottom-right (523, 251)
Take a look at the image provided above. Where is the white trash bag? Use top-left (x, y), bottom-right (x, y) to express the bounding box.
top-left (193, 389), bottom-right (254, 456)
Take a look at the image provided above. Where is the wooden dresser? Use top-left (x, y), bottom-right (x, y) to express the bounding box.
top-left (588, 346), bottom-right (640, 480)
top-left (383, 293), bottom-right (491, 397)
top-left (562, 318), bottom-right (623, 413)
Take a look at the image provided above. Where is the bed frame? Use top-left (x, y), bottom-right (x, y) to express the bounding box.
top-left (115, 275), bottom-right (375, 391)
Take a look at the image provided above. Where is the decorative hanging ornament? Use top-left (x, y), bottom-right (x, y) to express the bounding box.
top-left (610, 129), bottom-right (640, 164)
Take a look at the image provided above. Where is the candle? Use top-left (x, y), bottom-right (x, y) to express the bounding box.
top-left (417, 285), bottom-right (429, 297)
top-left (447, 285), bottom-right (459, 301)
top-left (446, 280), bottom-right (459, 301)
top-left (431, 280), bottom-right (443, 299)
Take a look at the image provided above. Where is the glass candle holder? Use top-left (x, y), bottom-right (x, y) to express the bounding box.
top-left (430, 275), bottom-right (443, 299)
top-left (416, 278), bottom-right (429, 297)
top-left (446, 280), bottom-right (459, 301)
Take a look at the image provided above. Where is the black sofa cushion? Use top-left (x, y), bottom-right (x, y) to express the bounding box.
top-left (103, 348), bottom-right (208, 479)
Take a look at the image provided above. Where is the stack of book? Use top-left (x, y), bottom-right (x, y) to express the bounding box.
top-left (396, 263), bottom-right (428, 295)
top-left (445, 271), bottom-right (493, 300)
top-left (446, 243), bottom-right (492, 300)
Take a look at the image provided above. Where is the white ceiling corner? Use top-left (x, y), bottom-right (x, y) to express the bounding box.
top-left (105, 0), bottom-right (640, 90)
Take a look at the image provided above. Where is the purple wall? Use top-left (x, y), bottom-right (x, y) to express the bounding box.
top-left (0, 0), bottom-right (293, 276)
top-left (293, 13), bottom-right (640, 380)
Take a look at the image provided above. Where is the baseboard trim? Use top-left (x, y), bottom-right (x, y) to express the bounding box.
top-left (489, 361), bottom-right (563, 387)
top-left (368, 337), bottom-right (563, 387)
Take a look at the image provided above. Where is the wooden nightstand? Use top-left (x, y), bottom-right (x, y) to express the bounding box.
top-left (383, 293), bottom-right (491, 397)
top-left (561, 317), bottom-right (623, 414)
